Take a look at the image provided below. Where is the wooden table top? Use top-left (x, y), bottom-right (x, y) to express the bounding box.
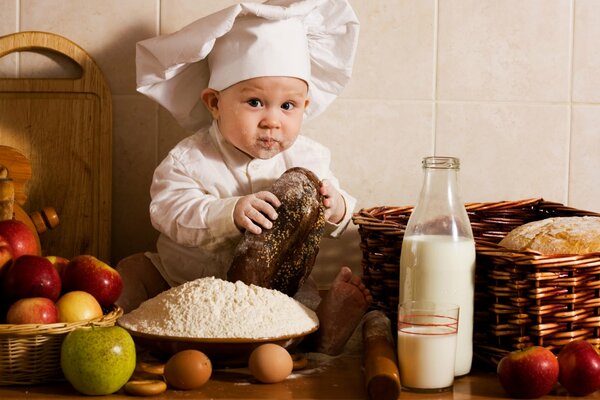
top-left (1, 352), bottom-right (595, 400)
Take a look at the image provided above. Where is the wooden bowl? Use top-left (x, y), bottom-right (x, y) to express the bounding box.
top-left (120, 324), bottom-right (318, 367)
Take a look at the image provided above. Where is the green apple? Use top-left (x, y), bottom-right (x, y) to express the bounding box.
top-left (61, 326), bottom-right (136, 395)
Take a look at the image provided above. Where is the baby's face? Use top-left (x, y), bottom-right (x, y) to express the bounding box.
top-left (215, 76), bottom-right (309, 159)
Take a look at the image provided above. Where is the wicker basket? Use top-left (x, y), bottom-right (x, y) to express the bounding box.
top-left (0, 305), bottom-right (123, 385)
top-left (353, 198), bottom-right (600, 365)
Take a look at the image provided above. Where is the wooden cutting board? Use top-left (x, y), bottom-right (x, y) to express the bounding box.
top-left (0, 31), bottom-right (112, 262)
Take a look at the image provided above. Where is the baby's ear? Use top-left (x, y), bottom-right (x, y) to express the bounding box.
top-left (200, 88), bottom-right (220, 119)
top-left (303, 97), bottom-right (311, 111)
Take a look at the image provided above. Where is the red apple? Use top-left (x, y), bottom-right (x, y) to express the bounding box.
top-left (557, 340), bottom-right (600, 396)
top-left (2, 255), bottom-right (62, 302)
top-left (0, 219), bottom-right (40, 259)
top-left (0, 234), bottom-right (14, 278)
top-left (61, 255), bottom-right (123, 308)
top-left (6, 297), bottom-right (58, 324)
top-left (497, 346), bottom-right (559, 399)
top-left (46, 255), bottom-right (70, 277)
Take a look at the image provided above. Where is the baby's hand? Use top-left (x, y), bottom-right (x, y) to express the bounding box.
top-left (234, 191), bottom-right (281, 234)
top-left (320, 180), bottom-right (345, 224)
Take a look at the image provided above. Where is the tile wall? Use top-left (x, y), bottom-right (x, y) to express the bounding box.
top-left (1, 0), bottom-right (599, 288)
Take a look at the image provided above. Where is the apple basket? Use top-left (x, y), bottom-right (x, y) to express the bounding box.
top-left (353, 198), bottom-right (600, 366)
top-left (0, 305), bottom-right (123, 385)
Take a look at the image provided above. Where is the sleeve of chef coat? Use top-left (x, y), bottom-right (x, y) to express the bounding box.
top-left (149, 153), bottom-right (241, 250)
top-left (323, 178), bottom-right (356, 238)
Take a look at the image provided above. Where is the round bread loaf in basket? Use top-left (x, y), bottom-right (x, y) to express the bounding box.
top-left (0, 305), bottom-right (123, 385)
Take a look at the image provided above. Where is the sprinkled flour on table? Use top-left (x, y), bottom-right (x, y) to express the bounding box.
top-left (118, 277), bottom-right (319, 339)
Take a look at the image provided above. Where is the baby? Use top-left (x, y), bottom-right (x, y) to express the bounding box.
top-left (117, 0), bottom-right (371, 355)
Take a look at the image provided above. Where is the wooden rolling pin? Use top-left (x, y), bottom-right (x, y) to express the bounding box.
top-left (362, 310), bottom-right (401, 400)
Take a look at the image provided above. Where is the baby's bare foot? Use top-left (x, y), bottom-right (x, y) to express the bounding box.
top-left (314, 266), bottom-right (372, 355)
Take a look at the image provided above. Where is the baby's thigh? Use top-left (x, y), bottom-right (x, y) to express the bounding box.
top-left (116, 253), bottom-right (169, 313)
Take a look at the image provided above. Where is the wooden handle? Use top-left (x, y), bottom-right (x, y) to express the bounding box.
top-left (29, 207), bottom-right (59, 234)
top-left (362, 311), bottom-right (401, 400)
top-left (0, 31), bottom-right (94, 84)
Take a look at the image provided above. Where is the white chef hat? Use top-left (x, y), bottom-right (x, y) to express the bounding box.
top-left (136, 0), bottom-right (359, 131)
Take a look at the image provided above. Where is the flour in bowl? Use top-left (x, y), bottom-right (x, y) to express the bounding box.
top-left (118, 277), bottom-right (319, 339)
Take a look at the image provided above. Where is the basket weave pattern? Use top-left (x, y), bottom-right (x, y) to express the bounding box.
top-left (352, 198), bottom-right (600, 364)
top-left (0, 305), bottom-right (123, 385)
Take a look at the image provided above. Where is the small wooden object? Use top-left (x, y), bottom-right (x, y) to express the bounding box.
top-left (0, 146), bottom-right (31, 206)
top-left (29, 207), bottom-right (59, 234)
top-left (0, 166), bottom-right (14, 221)
top-left (0, 146), bottom-right (56, 251)
top-left (362, 310), bottom-right (401, 400)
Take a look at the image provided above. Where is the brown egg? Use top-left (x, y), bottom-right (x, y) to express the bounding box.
top-left (164, 350), bottom-right (212, 390)
top-left (248, 344), bottom-right (293, 383)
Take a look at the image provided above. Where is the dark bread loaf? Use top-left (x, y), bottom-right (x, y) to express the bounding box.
top-left (227, 167), bottom-right (325, 296)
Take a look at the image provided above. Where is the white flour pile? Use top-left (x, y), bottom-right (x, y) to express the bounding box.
top-left (118, 277), bottom-right (319, 339)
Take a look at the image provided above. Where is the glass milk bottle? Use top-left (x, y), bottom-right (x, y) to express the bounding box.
top-left (399, 156), bottom-right (475, 376)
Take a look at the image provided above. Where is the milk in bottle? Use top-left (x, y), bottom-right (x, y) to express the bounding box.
top-left (399, 156), bottom-right (475, 376)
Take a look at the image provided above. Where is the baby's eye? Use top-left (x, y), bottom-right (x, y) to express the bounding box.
top-left (281, 102), bottom-right (294, 111)
top-left (247, 98), bottom-right (263, 108)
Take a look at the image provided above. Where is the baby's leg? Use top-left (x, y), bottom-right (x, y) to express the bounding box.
top-left (313, 266), bottom-right (372, 355)
top-left (115, 253), bottom-right (170, 313)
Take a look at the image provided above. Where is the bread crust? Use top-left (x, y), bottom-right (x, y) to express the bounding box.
top-left (498, 216), bottom-right (600, 254)
top-left (227, 167), bottom-right (325, 296)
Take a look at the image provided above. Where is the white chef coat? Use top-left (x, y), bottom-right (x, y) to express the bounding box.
top-left (146, 120), bottom-right (356, 287)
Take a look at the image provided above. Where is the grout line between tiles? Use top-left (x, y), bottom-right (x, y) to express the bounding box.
top-left (432, 0), bottom-right (439, 155)
top-left (15, 0), bottom-right (20, 31)
top-left (155, 0), bottom-right (161, 165)
top-left (15, 0), bottom-right (20, 77)
top-left (156, 0), bottom-right (161, 35)
top-left (566, 0), bottom-right (576, 205)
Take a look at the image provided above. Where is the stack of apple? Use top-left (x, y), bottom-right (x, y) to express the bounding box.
top-left (0, 219), bottom-right (122, 324)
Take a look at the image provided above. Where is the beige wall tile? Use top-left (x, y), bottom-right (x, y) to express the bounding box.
top-left (436, 102), bottom-right (569, 203)
top-left (573, 0), bottom-right (600, 103)
top-left (570, 106), bottom-right (600, 212)
top-left (8, 44), bottom-right (83, 79)
top-left (0, 1), bottom-right (16, 36)
top-left (157, 108), bottom-right (192, 162)
top-left (111, 95), bottom-right (159, 264)
top-left (347, 0), bottom-right (435, 100)
top-left (303, 99), bottom-right (433, 210)
top-left (437, 0), bottom-right (571, 102)
top-left (161, 0), bottom-right (257, 33)
top-left (20, 0), bottom-right (155, 95)
top-left (0, 1), bottom-right (17, 77)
